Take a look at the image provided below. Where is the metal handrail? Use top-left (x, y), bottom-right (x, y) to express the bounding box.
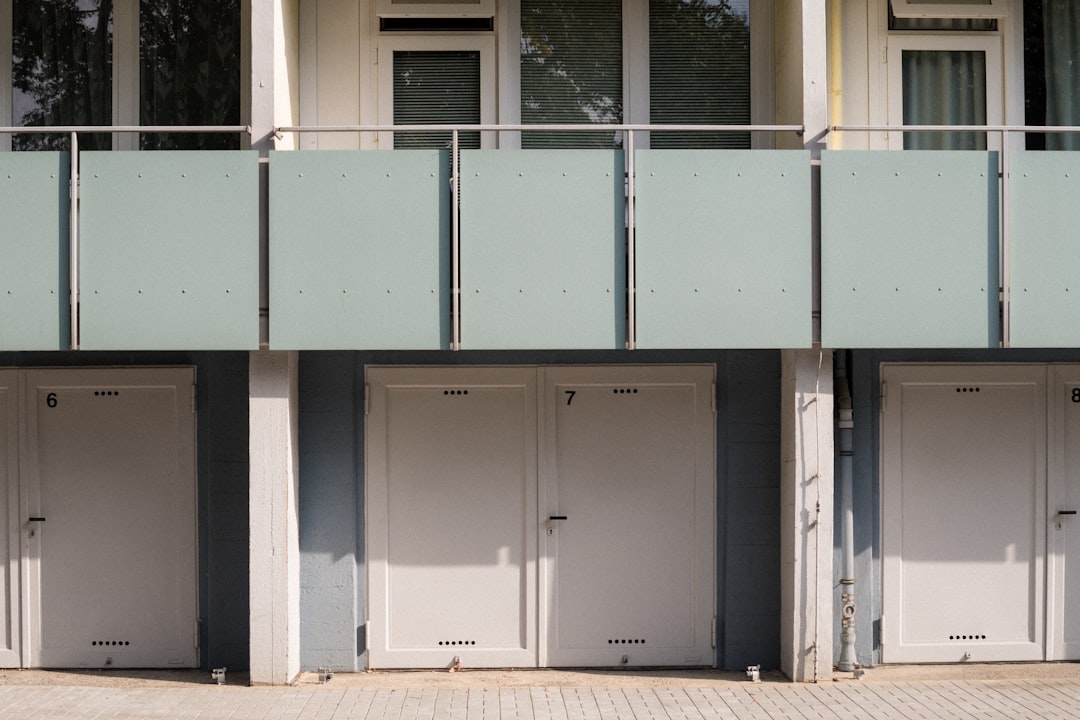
top-left (831, 124), bottom-right (1080, 133)
top-left (0, 125), bottom-right (252, 134)
top-left (276, 123), bottom-right (803, 134)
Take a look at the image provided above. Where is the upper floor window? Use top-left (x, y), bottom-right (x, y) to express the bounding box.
top-left (1024, 0), bottom-right (1080, 150)
top-left (518, 0), bottom-right (754, 149)
top-left (3, 0), bottom-right (240, 151)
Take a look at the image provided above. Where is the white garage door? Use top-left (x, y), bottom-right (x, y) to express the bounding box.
top-left (881, 365), bottom-right (1046, 663)
top-left (366, 365), bottom-right (716, 669)
top-left (1050, 366), bottom-right (1080, 661)
top-left (540, 366), bottom-right (715, 667)
top-left (24, 368), bottom-right (198, 668)
top-left (0, 371), bottom-right (18, 668)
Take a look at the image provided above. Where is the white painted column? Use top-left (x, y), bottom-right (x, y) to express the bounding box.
top-left (778, 0), bottom-right (833, 683)
top-left (249, 351), bottom-right (301, 685)
top-left (248, 0), bottom-right (301, 686)
top-left (780, 350), bottom-right (834, 682)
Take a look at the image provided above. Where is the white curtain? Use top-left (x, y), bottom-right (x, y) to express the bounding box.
top-left (1043, 0), bottom-right (1080, 150)
top-left (902, 50), bottom-right (987, 150)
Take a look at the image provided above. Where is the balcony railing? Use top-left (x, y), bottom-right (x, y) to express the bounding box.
top-left (828, 125), bottom-right (1080, 349)
top-left (14, 122), bottom-right (1079, 352)
top-left (272, 124), bottom-right (809, 351)
top-left (0, 126), bottom-right (253, 352)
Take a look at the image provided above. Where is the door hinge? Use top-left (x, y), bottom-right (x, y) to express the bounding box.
top-left (880, 381), bottom-right (887, 412)
top-left (364, 385), bottom-right (370, 416)
top-left (194, 619), bottom-right (202, 650)
top-left (191, 384), bottom-right (198, 414)
top-left (711, 616), bottom-right (717, 649)
top-left (712, 384), bottom-right (717, 414)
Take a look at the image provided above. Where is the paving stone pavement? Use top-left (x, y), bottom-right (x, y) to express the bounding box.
top-left (0, 674), bottom-right (1079, 720)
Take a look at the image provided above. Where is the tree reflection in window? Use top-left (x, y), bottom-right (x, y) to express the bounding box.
top-left (10, 1), bottom-right (240, 151)
top-left (140, 0), bottom-right (241, 150)
top-left (650, 0), bottom-right (750, 149)
top-left (11, 0), bottom-right (113, 151)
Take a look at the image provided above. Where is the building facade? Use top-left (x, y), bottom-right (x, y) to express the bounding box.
top-left (0, 0), bottom-right (1076, 685)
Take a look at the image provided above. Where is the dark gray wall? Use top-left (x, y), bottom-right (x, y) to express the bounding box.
top-left (298, 350), bottom-right (782, 672)
top-left (0, 351), bottom-right (250, 671)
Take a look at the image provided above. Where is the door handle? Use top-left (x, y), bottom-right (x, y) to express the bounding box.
top-left (1058, 510), bottom-right (1077, 516)
top-left (27, 517), bottom-right (46, 522)
top-left (548, 515), bottom-right (568, 521)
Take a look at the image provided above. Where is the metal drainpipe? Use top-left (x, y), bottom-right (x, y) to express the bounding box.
top-left (836, 350), bottom-right (857, 672)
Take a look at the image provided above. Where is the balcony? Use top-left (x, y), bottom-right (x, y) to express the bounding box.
top-left (4, 124), bottom-right (1079, 352)
top-left (269, 125), bottom-right (812, 351)
top-left (824, 125), bottom-right (1080, 349)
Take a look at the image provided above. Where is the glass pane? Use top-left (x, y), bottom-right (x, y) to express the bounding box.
top-left (1026, 0), bottom-right (1080, 150)
top-left (393, 50), bottom-right (481, 149)
top-left (650, 0), bottom-right (751, 149)
top-left (902, 49), bottom-right (987, 150)
top-left (521, 0), bottom-right (623, 149)
top-left (140, 0), bottom-right (242, 150)
top-left (11, 0), bottom-right (113, 151)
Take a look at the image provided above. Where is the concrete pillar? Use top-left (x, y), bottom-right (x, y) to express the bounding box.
top-left (780, 349), bottom-right (834, 682)
top-left (249, 351), bottom-right (301, 685)
top-left (247, 0), bottom-right (301, 685)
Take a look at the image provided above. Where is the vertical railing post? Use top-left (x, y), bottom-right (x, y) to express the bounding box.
top-left (1001, 128), bottom-right (1011, 348)
top-left (626, 129), bottom-right (636, 351)
top-left (451, 129), bottom-right (461, 351)
top-left (69, 131), bottom-right (80, 350)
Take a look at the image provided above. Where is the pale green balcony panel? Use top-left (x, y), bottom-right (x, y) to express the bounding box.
top-left (1010, 153), bottom-right (1080, 348)
top-left (269, 150), bottom-right (450, 350)
top-left (460, 150), bottom-right (625, 350)
top-left (821, 150), bottom-right (999, 349)
top-left (0, 153), bottom-right (69, 351)
top-left (79, 151), bottom-right (259, 350)
top-left (635, 150), bottom-right (811, 349)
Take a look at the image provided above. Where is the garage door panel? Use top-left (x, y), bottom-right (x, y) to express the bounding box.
top-left (542, 366), bottom-right (715, 667)
top-left (883, 365), bottom-right (1045, 663)
top-left (1050, 367), bottom-right (1080, 660)
top-left (24, 368), bottom-right (197, 668)
top-left (367, 367), bottom-right (538, 668)
top-left (0, 373), bottom-right (18, 668)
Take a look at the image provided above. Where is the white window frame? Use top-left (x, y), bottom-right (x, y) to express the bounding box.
top-left (874, 0), bottom-right (1023, 150)
top-left (376, 34), bottom-right (497, 149)
top-left (886, 33), bottom-right (1004, 149)
top-left (891, 0), bottom-right (1009, 19)
top-left (0, 0), bottom-right (140, 151)
top-left (376, 0), bottom-right (496, 18)
top-left (498, 0), bottom-right (774, 149)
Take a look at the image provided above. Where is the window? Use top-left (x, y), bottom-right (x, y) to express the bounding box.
top-left (1024, 0), bottom-right (1080, 150)
top-left (520, 0), bottom-right (623, 148)
top-left (883, 3), bottom-right (1012, 150)
top-left (516, 0), bottom-right (758, 149)
top-left (377, 35), bottom-right (497, 149)
top-left (2, 0), bottom-right (241, 151)
top-left (649, 0), bottom-right (751, 149)
top-left (891, 0), bottom-right (1007, 20)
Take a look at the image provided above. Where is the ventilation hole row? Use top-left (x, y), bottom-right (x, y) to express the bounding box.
top-left (955, 387), bottom-right (981, 393)
top-left (94, 390), bottom-right (120, 397)
top-left (91, 640), bottom-right (130, 646)
top-left (949, 635), bottom-right (987, 641)
top-left (437, 640), bottom-right (476, 646)
top-left (612, 388), bottom-right (639, 395)
top-left (443, 390), bottom-right (469, 396)
top-left (607, 639), bottom-right (646, 645)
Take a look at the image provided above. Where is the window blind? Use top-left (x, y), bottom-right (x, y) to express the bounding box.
top-left (393, 50), bottom-right (481, 149)
top-left (520, 0), bottom-right (623, 149)
top-left (649, 0), bottom-right (751, 149)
